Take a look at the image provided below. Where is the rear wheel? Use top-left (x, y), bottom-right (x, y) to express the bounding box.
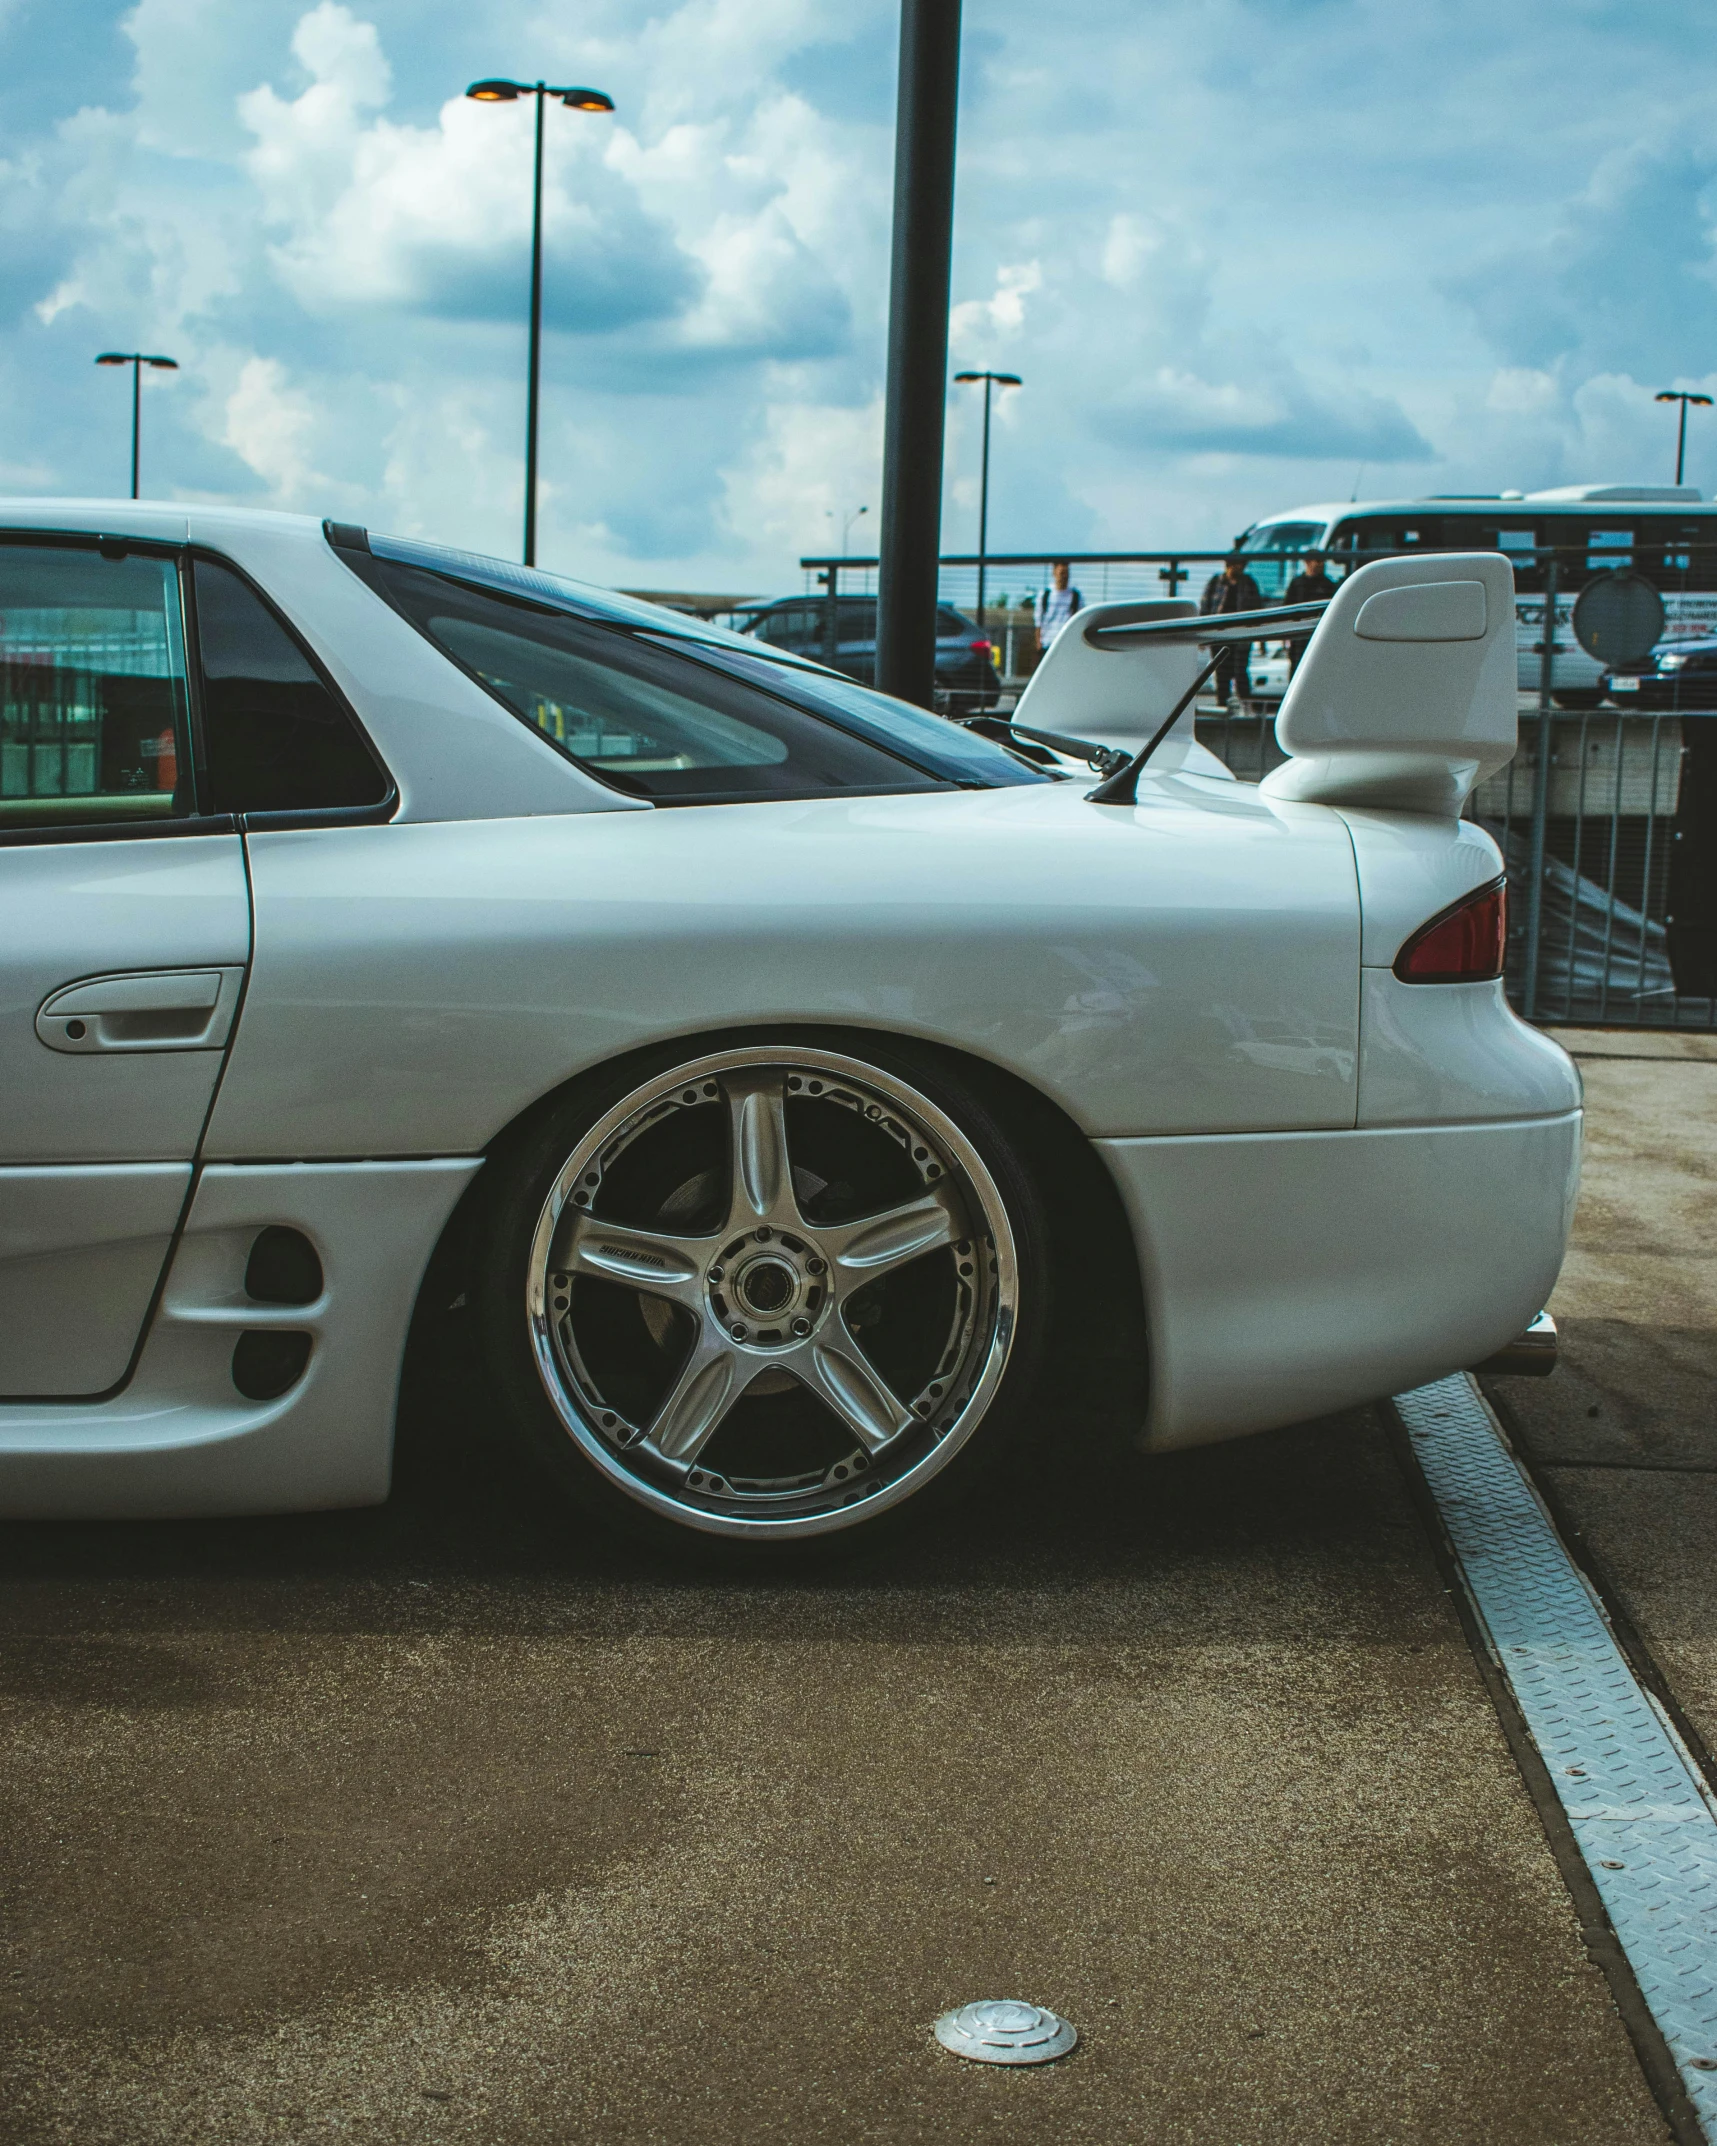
top-left (474, 1039), bottom-right (1049, 1554)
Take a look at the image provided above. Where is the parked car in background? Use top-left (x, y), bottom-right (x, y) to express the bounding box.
top-left (1601, 635), bottom-right (1717, 708)
top-left (737, 596), bottom-right (1000, 711)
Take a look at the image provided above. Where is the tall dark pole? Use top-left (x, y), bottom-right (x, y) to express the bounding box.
top-left (96, 351), bottom-right (178, 499)
top-left (875, 0), bottom-right (962, 707)
top-left (468, 79), bottom-right (614, 569)
top-left (525, 83), bottom-right (546, 567)
top-left (954, 369), bottom-right (1018, 634)
top-left (975, 372), bottom-right (991, 627)
top-left (1655, 390), bottom-right (1712, 489)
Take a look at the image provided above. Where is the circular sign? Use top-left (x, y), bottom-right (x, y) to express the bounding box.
top-left (1571, 570), bottom-right (1665, 667)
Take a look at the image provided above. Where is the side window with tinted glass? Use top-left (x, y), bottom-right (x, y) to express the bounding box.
top-left (0, 543), bottom-right (192, 833)
top-left (193, 559), bottom-right (389, 816)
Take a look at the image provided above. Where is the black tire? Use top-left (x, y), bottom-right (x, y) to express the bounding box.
top-left (472, 1032), bottom-right (1051, 1560)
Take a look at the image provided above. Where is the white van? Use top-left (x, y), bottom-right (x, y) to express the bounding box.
top-left (1234, 485), bottom-right (1717, 705)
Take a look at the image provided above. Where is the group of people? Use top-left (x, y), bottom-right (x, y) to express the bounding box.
top-left (1198, 548), bottom-right (1337, 707)
top-left (1030, 549), bottom-right (1338, 708)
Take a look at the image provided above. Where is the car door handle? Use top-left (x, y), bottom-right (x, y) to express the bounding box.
top-left (36, 967), bottom-right (245, 1054)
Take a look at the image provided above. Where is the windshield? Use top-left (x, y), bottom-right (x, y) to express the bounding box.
top-left (1240, 521), bottom-right (1328, 598)
top-left (343, 538), bottom-right (1045, 801)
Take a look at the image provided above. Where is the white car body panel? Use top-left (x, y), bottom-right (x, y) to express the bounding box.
top-left (0, 833), bottom-right (250, 1396)
top-left (1106, 1111), bottom-right (1580, 1449)
top-left (0, 834), bottom-right (250, 1161)
top-left (0, 1160), bottom-right (476, 1516)
top-left (0, 1163), bottom-right (189, 1394)
top-left (0, 505), bottom-right (1584, 1517)
top-left (207, 780), bottom-right (1363, 1158)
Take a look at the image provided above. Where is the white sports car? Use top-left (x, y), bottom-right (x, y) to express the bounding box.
top-left (0, 504), bottom-right (1579, 1551)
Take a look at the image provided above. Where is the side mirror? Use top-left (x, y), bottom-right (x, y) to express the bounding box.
top-left (1259, 552), bottom-right (1517, 816)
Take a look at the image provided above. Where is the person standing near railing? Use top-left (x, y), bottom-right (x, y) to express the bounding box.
top-left (1035, 560), bottom-right (1084, 649)
top-left (1282, 551), bottom-right (1337, 676)
top-left (1200, 551), bottom-right (1264, 707)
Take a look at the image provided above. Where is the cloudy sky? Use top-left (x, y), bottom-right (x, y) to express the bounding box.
top-left (4, 0), bottom-right (1715, 592)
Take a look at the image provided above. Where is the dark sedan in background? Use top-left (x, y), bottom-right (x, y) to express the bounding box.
top-left (737, 596), bottom-right (1002, 711)
top-left (1602, 636), bottom-right (1717, 708)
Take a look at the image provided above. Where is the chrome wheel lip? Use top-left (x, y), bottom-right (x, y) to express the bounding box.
top-left (524, 1044), bottom-right (1019, 1540)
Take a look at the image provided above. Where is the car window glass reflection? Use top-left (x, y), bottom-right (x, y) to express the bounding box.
top-left (366, 560), bottom-right (950, 804)
top-left (0, 544), bottom-right (191, 833)
top-left (429, 613), bottom-right (789, 773)
top-left (193, 559), bottom-right (389, 816)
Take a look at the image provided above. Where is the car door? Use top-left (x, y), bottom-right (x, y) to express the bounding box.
top-left (0, 536), bottom-right (249, 1396)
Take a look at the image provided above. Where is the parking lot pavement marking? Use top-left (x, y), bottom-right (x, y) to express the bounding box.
top-left (1397, 1373), bottom-right (1717, 2137)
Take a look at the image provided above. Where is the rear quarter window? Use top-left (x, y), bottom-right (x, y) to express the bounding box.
top-left (353, 559), bottom-right (961, 805)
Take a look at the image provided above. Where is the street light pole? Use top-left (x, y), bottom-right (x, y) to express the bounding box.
top-left (95, 351), bottom-right (179, 499)
top-left (526, 85), bottom-right (547, 570)
top-left (953, 369), bottom-right (1020, 632)
top-left (468, 77), bottom-right (615, 567)
top-left (1655, 389), bottom-right (1713, 487)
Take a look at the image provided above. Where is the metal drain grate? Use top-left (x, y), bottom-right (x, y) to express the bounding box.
top-left (1397, 1374), bottom-right (1717, 2134)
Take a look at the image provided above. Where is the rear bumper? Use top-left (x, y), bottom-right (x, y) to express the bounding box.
top-left (1099, 1111), bottom-right (1581, 1451)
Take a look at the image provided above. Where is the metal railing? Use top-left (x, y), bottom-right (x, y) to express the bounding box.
top-left (795, 549), bottom-right (1274, 688)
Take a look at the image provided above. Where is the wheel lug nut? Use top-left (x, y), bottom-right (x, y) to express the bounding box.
top-left (709, 1267), bottom-right (724, 1284)
top-left (791, 1317), bottom-right (811, 1337)
top-left (755, 1227), bottom-right (772, 1241)
top-left (731, 1323), bottom-right (748, 1341)
top-left (807, 1256), bottom-right (825, 1275)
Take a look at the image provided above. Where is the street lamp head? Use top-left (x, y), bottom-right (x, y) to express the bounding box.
top-left (95, 353), bottom-right (129, 365)
top-left (144, 356), bottom-right (178, 370)
top-left (954, 369), bottom-right (1023, 387)
top-left (467, 79), bottom-right (522, 100)
top-left (559, 88), bottom-right (614, 111)
top-left (1658, 390), bottom-right (1715, 407)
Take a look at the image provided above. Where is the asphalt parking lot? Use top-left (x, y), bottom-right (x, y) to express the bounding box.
top-left (3, 1033), bottom-right (1712, 2145)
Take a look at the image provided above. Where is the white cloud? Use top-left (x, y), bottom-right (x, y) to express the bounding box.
top-left (220, 354), bottom-right (329, 502)
top-left (1100, 213), bottom-right (1157, 290)
top-left (7, 0), bottom-right (1717, 585)
top-left (721, 393), bottom-right (884, 562)
top-left (1486, 368), bottom-right (1559, 417)
top-left (950, 260), bottom-right (1041, 353)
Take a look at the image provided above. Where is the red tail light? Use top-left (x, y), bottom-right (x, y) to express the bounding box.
top-left (1394, 877), bottom-right (1507, 983)
top-left (970, 638), bottom-right (992, 655)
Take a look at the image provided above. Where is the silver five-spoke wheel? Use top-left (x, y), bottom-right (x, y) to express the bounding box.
top-left (513, 1045), bottom-right (1026, 1541)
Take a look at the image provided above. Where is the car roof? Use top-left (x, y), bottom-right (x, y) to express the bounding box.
top-left (0, 497), bottom-right (798, 658)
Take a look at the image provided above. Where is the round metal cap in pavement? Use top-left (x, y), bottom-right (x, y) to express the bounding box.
top-left (934, 1999), bottom-right (1077, 2065)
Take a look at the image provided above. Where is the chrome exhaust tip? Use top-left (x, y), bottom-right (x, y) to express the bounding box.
top-left (1473, 1309), bottom-right (1558, 1378)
